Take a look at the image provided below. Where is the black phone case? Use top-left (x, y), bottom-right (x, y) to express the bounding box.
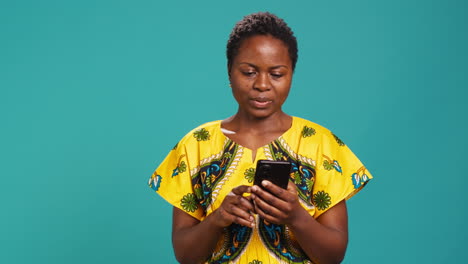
top-left (254, 160), bottom-right (291, 189)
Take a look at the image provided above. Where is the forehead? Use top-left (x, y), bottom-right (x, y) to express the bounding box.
top-left (235, 35), bottom-right (291, 67)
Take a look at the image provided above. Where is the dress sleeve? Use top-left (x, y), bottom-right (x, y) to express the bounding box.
top-left (312, 132), bottom-right (372, 218)
top-left (148, 140), bottom-right (205, 220)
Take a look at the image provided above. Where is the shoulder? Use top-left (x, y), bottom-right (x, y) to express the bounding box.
top-left (176, 120), bottom-right (223, 147)
top-left (292, 116), bottom-right (340, 142)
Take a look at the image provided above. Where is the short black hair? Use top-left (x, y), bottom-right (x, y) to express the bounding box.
top-left (226, 12), bottom-right (298, 72)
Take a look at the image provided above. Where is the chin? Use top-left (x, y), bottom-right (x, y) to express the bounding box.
top-left (247, 109), bottom-right (280, 119)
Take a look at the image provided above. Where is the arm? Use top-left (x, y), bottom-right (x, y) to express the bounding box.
top-left (172, 185), bottom-right (255, 264)
top-left (251, 181), bottom-right (348, 264)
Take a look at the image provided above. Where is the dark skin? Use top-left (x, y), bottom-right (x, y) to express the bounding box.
top-left (172, 35), bottom-right (348, 264)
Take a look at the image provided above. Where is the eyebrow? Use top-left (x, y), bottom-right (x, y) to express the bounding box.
top-left (239, 62), bottom-right (289, 70)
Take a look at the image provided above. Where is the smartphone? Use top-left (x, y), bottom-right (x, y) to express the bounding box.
top-left (254, 160), bottom-right (291, 190)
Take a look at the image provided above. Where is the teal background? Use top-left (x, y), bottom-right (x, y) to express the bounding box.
top-left (1, 0), bottom-right (467, 263)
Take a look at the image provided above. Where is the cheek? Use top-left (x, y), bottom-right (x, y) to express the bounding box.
top-left (278, 91), bottom-right (290, 103)
top-left (231, 79), bottom-right (251, 94)
top-left (277, 81), bottom-right (292, 98)
top-left (230, 85), bottom-right (246, 103)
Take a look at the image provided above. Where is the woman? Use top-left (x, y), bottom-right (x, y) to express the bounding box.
top-left (149, 12), bottom-right (372, 264)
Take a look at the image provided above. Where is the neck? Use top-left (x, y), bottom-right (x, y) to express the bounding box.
top-left (223, 110), bottom-right (291, 134)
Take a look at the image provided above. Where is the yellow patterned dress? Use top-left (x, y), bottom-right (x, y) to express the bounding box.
top-left (148, 116), bottom-right (372, 264)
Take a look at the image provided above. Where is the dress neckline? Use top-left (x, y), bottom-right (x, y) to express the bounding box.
top-left (218, 116), bottom-right (296, 162)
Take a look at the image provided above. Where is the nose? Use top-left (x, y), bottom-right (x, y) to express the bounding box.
top-left (253, 73), bottom-right (271, 92)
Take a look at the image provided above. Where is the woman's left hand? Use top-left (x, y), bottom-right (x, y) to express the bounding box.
top-left (250, 180), bottom-right (305, 225)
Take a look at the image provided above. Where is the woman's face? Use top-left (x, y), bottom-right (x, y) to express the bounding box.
top-left (229, 34), bottom-right (293, 120)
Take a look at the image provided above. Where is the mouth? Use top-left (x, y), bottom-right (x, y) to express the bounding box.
top-left (250, 97), bottom-right (272, 108)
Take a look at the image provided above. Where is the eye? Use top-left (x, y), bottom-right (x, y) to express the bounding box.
top-left (271, 73), bottom-right (283, 79)
top-left (242, 71), bottom-right (256, 77)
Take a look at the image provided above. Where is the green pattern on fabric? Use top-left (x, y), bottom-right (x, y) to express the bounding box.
top-left (305, 178), bottom-right (314, 190)
top-left (274, 151), bottom-right (284, 160)
top-left (204, 175), bottom-right (214, 189)
top-left (332, 133), bottom-right (345, 146)
top-left (193, 128), bottom-right (210, 141)
top-left (244, 168), bottom-right (255, 183)
top-left (293, 171), bottom-right (301, 184)
top-left (194, 185), bottom-right (203, 200)
top-left (181, 193), bottom-right (198, 212)
top-left (323, 160), bottom-right (334, 170)
top-left (249, 260), bottom-right (262, 264)
top-left (301, 126), bottom-right (316, 138)
top-left (178, 161), bottom-right (187, 173)
top-left (313, 191), bottom-right (332, 210)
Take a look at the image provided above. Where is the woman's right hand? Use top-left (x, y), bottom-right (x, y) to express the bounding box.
top-left (212, 185), bottom-right (255, 228)
top-left (172, 185), bottom-right (255, 263)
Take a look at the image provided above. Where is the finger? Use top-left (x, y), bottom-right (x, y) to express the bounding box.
top-left (252, 198), bottom-right (258, 213)
top-left (235, 217), bottom-right (255, 228)
top-left (286, 180), bottom-right (298, 194)
top-left (251, 184), bottom-right (287, 209)
top-left (223, 205), bottom-right (255, 227)
top-left (231, 185), bottom-right (251, 196)
top-left (240, 196), bottom-right (255, 212)
top-left (251, 191), bottom-right (283, 219)
top-left (254, 200), bottom-right (281, 224)
top-left (217, 206), bottom-right (254, 228)
top-left (226, 190), bottom-right (255, 211)
top-left (223, 194), bottom-right (255, 217)
top-left (261, 180), bottom-right (288, 199)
